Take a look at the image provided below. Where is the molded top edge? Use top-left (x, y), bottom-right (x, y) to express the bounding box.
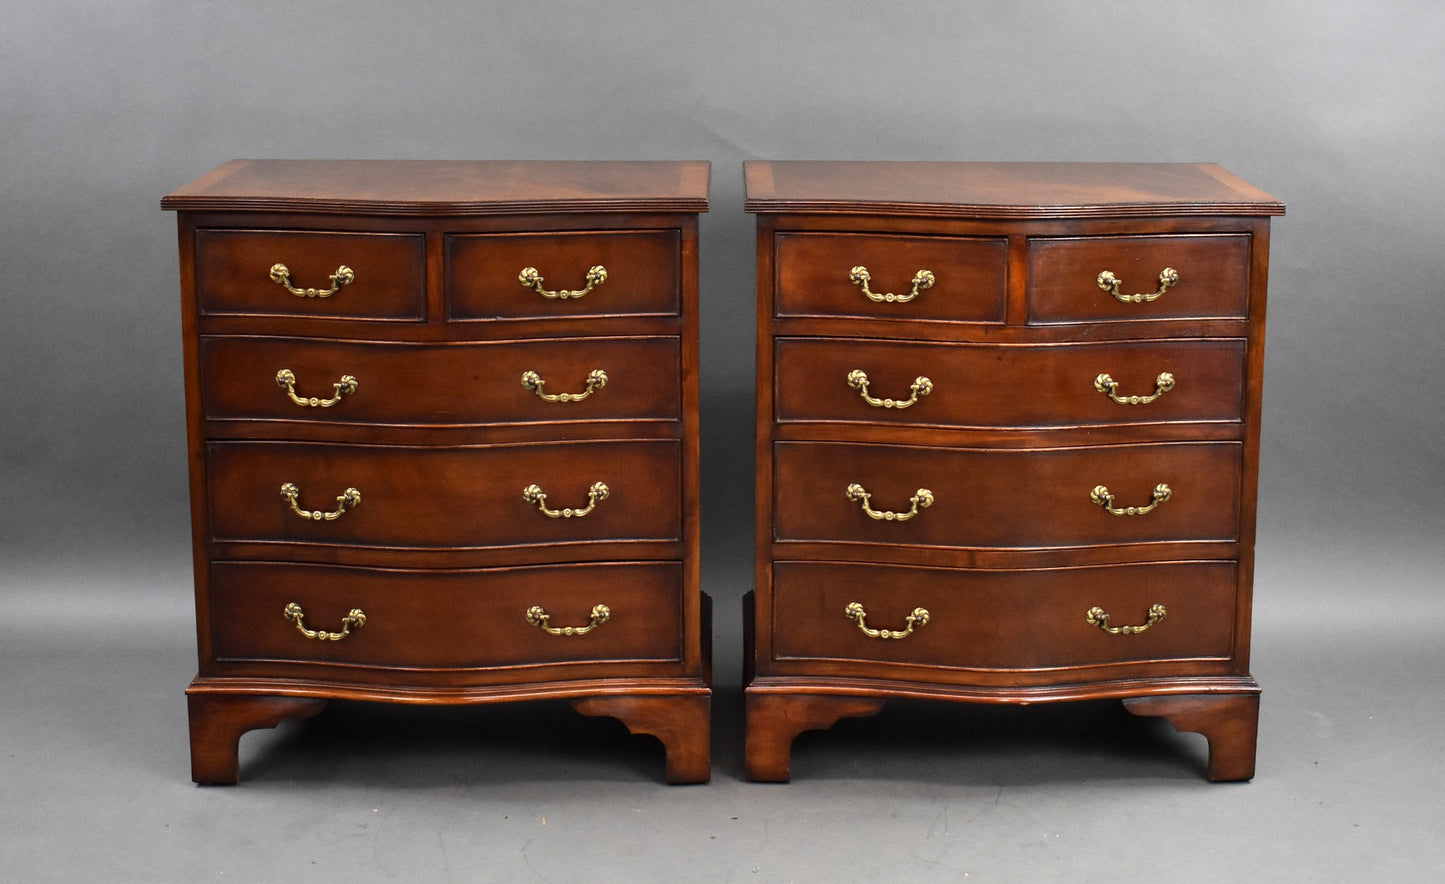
top-left (743, 161), bottom-right (1284, 218)
top-left (162, 160), bottom-right (711, 215)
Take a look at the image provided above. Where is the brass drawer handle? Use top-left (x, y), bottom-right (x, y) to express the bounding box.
top-left (1086, 603), bottom-right (1167, 635)
top-left (1093, 372), bottom-right (1175, 405)
top-left (280, 482), bottom-right (362, 521)
top-left (848, 265), bottom-right (935, 303)
top-left (269, 263), bottom-right (354, 298)
top-left (847, 369), bottom-right (933, 409)
top-left (521, 369), bottom-right (608, 403)
top-left (283, 602), bottom-right (366, 641)
top-left (525, 603), bottom-right (611, 636)
top-left (518, 264), bottom-right (608, 300)
top-left (844, 602), bottom-right (930, 639)
top-left (1090, 483), bottom-right (1171, 516)
top-left (523, 481), bottom-right (609, 518)
top-left (846, 483), bottom-right (934, 521)
top-left (1097, 267), bottom-right (1178, 304)
top-left (275, 369), bottom-right (358, 407)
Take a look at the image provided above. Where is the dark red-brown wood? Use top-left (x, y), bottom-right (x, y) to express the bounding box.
top-left (743, 162), bottom-right (1284, 218)
top-left (208, 561), bottom-right (685, 672)
top-left (744, 692), bottom-right (886, 783)
top-left (770, 560), bottom-right (1239, 673)
top-left (773, 232), bottom-right (1008, 324)
top-left (187, 693), bottom-right (327, 785)
top-left (163, 159), bottom-right (711, 215)
top-left (194, 229), bottom-right (427, 320)
top-left (773, 336), bottom-right (1247, 429)
top-left (205, 439), bottom-right (683, 550)
top-left (446, 230), bottom-right (682, 321)
top-left (166, 160), bottom-right (710, 784)
top-left (199, 335), bottom-right (682, 427)
top-left (772, 440), bottom-right (1243, 549)
top-left (573, 693), bottom-right (712, 784)
top-left (746, 161), bottom-right (1279, 782)
top-left (1124, 692), bottom-right (1261, 781)
top-left (1028, 234), bottom-right (1252, 323)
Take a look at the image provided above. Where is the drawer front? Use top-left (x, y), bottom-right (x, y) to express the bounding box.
top-left (207, 439), bottom-right (682, 549)
top-left (771, 560), bottom-right (1237, 670)
top-left (774, 440), bottom-right (1241, 548)
top-left (775, 337), bottom-right (1246, 428)
top-left (1029, 234), bottom-right (1250, 323)
top-left (210, 561), bottom-right (682, 669)
top-left (200, 335), bottom-right (682, 425)
top-left (446, 230), bottom-right (681, 320)
top-left (774, 233), bottom-right (1008, 323)
top-left (195, 230), bottom-right (426, 320)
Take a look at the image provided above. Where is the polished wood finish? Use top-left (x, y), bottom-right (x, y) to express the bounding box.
top-left (194, 229), bottom-right (427, 319)
top-left (446, 230), bottom-right (682, 320)
top-left (200, 335), bottom-right (683, 426)
top-left (743, 693), bottom-right (886, 783)
top-left (208, 561), bottom-right (684, 672)
top-left (167, 160), bottom-right (710, 784)
top-left (1028, 234), bottom-right (1252, 323)
top-left (206, 439), bottom-right (683, 548)
top-left (745, 162), bottom-right (1281, 781)
top-left (773, 440), bottom-right (1242, 548)
top-left (743, 162), bottom-right (1284, 218)
top-left (573, 693), bottom-right (712, 785)
top-left (770, 561), bottom-right (1238, 672)
top-left (775, 233), bottom-right (1007, 323)
top-left (164, 160), bottom-right (710, 216)
top-left (1124, 693), bottom-right (1261, 782)
top-left (187, 693), bottom-right (327, 785)
top-left (774, 337), bottom-right (1247, 429)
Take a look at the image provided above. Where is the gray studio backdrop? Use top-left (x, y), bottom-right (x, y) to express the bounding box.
top-left (3, 1), bottom-right (1442, 674)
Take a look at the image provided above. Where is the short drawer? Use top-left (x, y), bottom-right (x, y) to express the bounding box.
top-left (200, 335), bottom-right (682, 425)
top-left (445, 230), bottom-right (681, 320)
top-left (775, 337), bottom-right (1246, 428)
top-left (771, 560), bottom-right (1237, 670)
top-left (774, 233), bottom-right (1007, 323)
top-left (1029, 234), bottom-right (1251, 323)
top-left (773, 440), bottom-right (1241, 549)
top-left (207, 439), bottom-right (682, 550)
top-left (195, 230), bottom-right (426, 320)
top-left (209, 561), bottom-right (682, 670)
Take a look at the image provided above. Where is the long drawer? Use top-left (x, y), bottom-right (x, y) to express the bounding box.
top-left (210, 561), bottom-right (683, 670)
top-left (771, 560), bottom-right (1238, 671)
top-left (774, 337), bottom-right (1246, 428)
top-left (195, 230), bottom-right (427, 320)
top-left (445, 230), bottom-right (681, 320)
top-left (773, 440), bottom-right (1242, 549)
top-left (200, 335), bottom-right (682, 425)
top-left (207, 439), bottom-right (682, 549)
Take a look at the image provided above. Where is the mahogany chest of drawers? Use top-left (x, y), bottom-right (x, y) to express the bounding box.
top-left (164, 160), bottom-right (711, 784)
top-left (743, 162), bottom-right (1282, 781)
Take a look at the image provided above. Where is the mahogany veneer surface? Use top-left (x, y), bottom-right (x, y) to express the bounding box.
top-left (745, 161), bottom-right (1282, 782)
top-left (166, 160), bottom-right (711, 785)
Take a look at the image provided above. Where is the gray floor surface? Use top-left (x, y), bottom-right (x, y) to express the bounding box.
top-left (3, 526), bottom-right (1441, 882)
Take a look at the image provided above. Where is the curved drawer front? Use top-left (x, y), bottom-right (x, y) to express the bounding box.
top-left (771, 560), bottom-right (1237, 670)
top-left (200, 335), bottom-right (682, 425)
top-left (775, 337), bottom-right (1246, 428)
top-left (210, 561), bottom-right (682, 670)
top-left (195, 230), bottom-right (426, 320)
top-left (208, 439), bottom-right (682, 549)
top-left (1029, 234), bottom-right (1250, 323)
top-left (774, 440), bottom-right (1241, 549)
top-left (774, 233), bottom-right (1007, 323)
top-left (446, 230), bottom-right (681, 320)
